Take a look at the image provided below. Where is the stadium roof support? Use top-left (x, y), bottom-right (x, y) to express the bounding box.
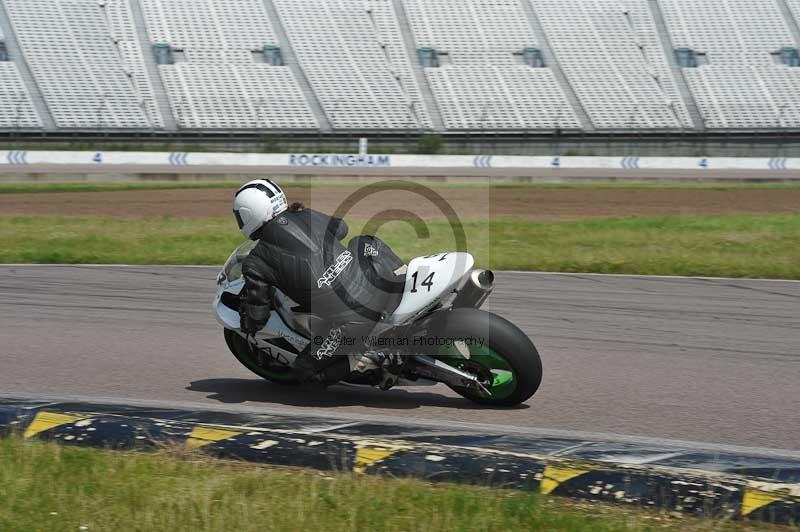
top-left (776, 0), bottom-right (800, 48)
top-left (129, 0), bottom-right (177, 131)
top-left (392, 0), bottom-right (445, 131)
top-left (649, 0), bottom-right (704, 130)
top-left (521, 0), bottom-right (594, 131)
top-left (262, 0), bottom-right (332, 132)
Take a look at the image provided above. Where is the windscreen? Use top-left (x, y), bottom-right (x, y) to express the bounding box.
top-left (222, 240), bottom-right (257, 282)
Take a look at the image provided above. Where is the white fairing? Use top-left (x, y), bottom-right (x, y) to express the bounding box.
top-left (213, 273), bottom-right (308, 351)
top-left (391, 252), bottom-right (474, 322)
top-left (214, 244), bottom-right (475, 330)
top-left (213, 279), bottom-right (244, 330)
top-left (213, 239), bottom-right (256, 330)
top-left (213, 240), bottom-right (309, 351)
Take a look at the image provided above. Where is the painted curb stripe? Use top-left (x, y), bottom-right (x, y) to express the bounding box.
top-left (742, 486), bottom-right (797, 517)
top-left (1, 403), bottom-right (797, 525)
top-left (541, 464), bottom-right (595, 495)
top-left (186, 427), bottom-right (243, 449)
top-left (23, 411), bottom-right (88, 439)
top-left (354, 446), bottom-right (400, 474)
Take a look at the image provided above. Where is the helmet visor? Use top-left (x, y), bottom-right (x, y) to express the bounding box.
top-left (233, 209), bottom-right (245, 230)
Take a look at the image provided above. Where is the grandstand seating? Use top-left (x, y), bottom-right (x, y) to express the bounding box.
top-left (141, 0), bottom-right (277, 51)
top-left (660, 0), bottom-right (800, 129)
top-left (532, 0), bottom-right (692, 130)
top-left (0, 0), bottom-right (798, 132)
top-left (273, 0), bottom-right (431, 129)
top-left (403, 0), bottom-right (580, 130)
top-left (0, 24), bottom-right (41, 128)
top-left (3, 0), bottom-right (154, 128)
top-left (790, 0), bottom-right (800, 23)
top-left (105, 0), bottom-right (164, 129)
top-left (139, 0), bottom-right (317, 129)
top-left (0, 63), bottom-right (41, 128)
top-left (403, 0), bottom-right (535, 63)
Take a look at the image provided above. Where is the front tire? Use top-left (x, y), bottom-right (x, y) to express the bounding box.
top-left (223, 329), bottom-right (300, 385)
top-left (427, 308), bottom-right (542, 406)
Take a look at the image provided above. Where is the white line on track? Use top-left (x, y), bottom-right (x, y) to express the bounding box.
top-left (501, 270), bottom-right (800, 283)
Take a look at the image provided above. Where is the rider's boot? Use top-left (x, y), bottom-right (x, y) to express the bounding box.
top-left (294, 349), bottom-right (346, 383)
top-left (352, 351), bottom-right (404, 376)
top-left (294, 326), bottom-right (348, 383)
top-left (356, 351), bottom-right (405, 390)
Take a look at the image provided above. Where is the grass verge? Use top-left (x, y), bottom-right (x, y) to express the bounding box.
top-left (0, 437), bottom-right (782, 532)
top-left (1, 213), bottom-right (798, 279)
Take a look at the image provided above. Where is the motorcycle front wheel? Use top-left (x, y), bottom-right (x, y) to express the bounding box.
top-left (223, 328), bottom-right (301, 385)
top-left (428, 308), bottom-right (542, 406)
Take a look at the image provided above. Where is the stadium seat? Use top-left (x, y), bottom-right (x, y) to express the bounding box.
top-left (273, 0), bottom-right (432, 129)
top-left (139, 0), bottom-right (318, 129)
top-left (660, 0), bottom-right (800, 129)
top-left (1, 0), bottom-right (798, 132)
top-left (403, 0), bottom-right (580, 130)
top-left (4, 0), bottom-right (159, 128)
top-left (0, 62), bottom-right (41, 128)
top-left (531, 0), bottom-right (693, 130)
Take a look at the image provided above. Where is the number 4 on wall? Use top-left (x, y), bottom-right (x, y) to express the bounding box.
top-left (410, 271), bottom-right (435, 293)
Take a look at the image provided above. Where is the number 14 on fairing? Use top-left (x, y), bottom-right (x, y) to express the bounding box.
top-left (410, 270), bottom-right (435, 293)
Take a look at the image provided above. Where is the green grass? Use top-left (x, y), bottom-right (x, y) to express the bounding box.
top-left (375, 214), bottom-right (800, 278)
top-left (1, 213), bottom-right (798, 279)
top-left (0, 437), bottom-right (780, 532)
top-left (3, 181), bottom-right (800, 194)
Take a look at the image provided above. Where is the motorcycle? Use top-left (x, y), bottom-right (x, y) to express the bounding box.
top-left (213, 241), bottom-right (542, 406)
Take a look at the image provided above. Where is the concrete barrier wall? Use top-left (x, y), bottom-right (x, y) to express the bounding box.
top-left (0, 150), bottom-right (798, 180)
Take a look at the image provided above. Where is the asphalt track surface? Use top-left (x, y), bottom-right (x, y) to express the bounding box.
top-left (1, 265), bottom-right (798, 451)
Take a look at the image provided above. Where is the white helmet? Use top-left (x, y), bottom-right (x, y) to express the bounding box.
top-left (233, 179), bottom-right (288, 239)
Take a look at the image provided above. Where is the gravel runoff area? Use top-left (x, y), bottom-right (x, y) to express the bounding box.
top-left (2, 186), bottom-right (800, 220)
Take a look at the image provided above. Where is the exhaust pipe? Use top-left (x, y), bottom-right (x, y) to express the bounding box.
top-left (452, 269), bottom-right (494, 309)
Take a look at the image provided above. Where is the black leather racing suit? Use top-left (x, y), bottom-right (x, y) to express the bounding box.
top-left (239, 207), bottom-right (403, 376)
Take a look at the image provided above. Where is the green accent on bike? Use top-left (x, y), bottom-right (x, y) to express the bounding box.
top-left (492, 370), bottom-right (514, 388)
top-left (439, 342), bottom-right (518, 400)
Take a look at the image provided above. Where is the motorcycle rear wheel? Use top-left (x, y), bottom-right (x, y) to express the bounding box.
top-left (223, 328), bottom-right (301, 385)
top-left (429, 308), bottom-right (542, 406)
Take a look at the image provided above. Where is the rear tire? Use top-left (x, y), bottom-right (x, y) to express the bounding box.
top-left (426, 308), bottom-right (542, 406)
top-left (223, 329), bottom-right (301, 385)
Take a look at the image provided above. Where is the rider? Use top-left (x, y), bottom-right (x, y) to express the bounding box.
top-left (232, 179), bottom-right (404, 382)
